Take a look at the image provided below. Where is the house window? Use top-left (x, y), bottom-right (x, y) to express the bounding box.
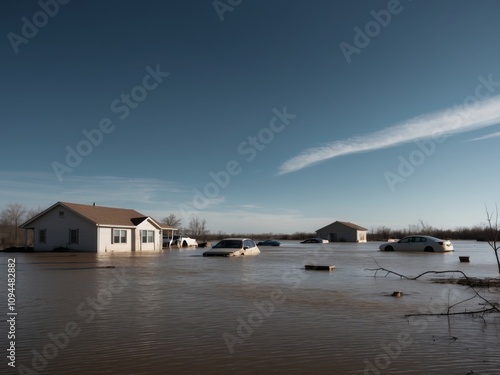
top-left (69, 229), bottom-right (79, 244)
top-left (59, 211), bottom-right (65, 218)
top-left (113, 229), bottom-right (127, 244)
top-left (39, 229), bottom-right (46, 243)
top-left (141, 230), bottom-right (154, 243)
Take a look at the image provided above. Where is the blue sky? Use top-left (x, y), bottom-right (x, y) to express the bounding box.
top-left (2, 0), bottom-right (500, 233)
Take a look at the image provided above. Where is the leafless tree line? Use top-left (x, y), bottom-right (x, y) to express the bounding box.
top-left (161, 213), bottom-right (318, 241)
top-left (204, 231), bottom-right (317, 241)
top-left (161, 214), bottom-right (210, 238)
top-left (0, 202), bottom-right (45, 248)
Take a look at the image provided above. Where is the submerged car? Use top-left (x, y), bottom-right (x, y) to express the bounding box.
top-left (203, 238), bottom-right (260, 257)
top-left (300, 238), bottom-right (329, 244)
top-left (171, 235), bottom-right (197, 247)
top-left (379, 235), bottom-right (453, 252)
top-left (257, 240), bottom-right (282, 246)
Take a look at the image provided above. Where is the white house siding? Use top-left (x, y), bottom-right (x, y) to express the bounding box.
top-left (96, 221), bottom-right (161, 253)
top-left (324, 227), bottom-right (356, 242)
top-left (98, 227), bottom-right (135, 253)
top-left (357, 231), bottom-right (367, 243)
top-left (31, 206), bottom-right (96, 251)
top-left (134, 220), bottom-right (161, 251)
top-left (316, 222), bottom-right (367, 243)
top-left (97, 227), bottom-right (112, 252)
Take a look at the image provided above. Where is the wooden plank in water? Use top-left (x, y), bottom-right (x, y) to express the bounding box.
top-left (304, 264), bottom-right (335, 271)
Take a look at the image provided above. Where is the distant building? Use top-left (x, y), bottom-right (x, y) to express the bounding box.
top-left (20, 201), bottom-right (177, 252)
top-left (315, 221), bottom-right (367, 243)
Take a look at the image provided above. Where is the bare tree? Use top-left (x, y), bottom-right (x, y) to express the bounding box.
top-left (0, 202), bottom-right (27, 246)
top-left (366, 261), bottom-right (500, 316)
top-left (485, 204), bottom-right (500, 274)
top-left (367, 226), bottom-right (390, 241)
top-left (407, 223), bottom-right (419, 234)
top-left (417, 218), bottom-right (432, 233)
top-left (25, 206), bottom-right (45, 221)
top-left (188, 216), bottom-right (209, 238)
top-left (162, 214), bottom-right (181, 228)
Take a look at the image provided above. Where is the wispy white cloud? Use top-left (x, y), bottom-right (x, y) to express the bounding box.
top-left (278, 95), bottom-right (500, 175)
top-left (236, 204), bottom-right (265, 210)
top-left (465, 131), bottom-right (500, 142)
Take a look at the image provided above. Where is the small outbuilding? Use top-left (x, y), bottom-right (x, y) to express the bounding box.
top-left (20, 201), bottom-right (177, 252)
top-left (315, 221), bottom-right (367, 243)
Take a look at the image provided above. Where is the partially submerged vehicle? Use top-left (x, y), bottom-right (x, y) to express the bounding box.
top-left (203, 238), bottom-right (260, 257)
top-left (170, 235), bottom-right (197, 247)
top-left (379, 235), bottom-right (453, 252)
top-left (257, 239), bottom-right (282, 246)
top-left (300, 238), bottom-right (329, 244)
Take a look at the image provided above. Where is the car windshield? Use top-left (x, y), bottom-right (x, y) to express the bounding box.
top-left (213, 240), bottom-right (243, 249)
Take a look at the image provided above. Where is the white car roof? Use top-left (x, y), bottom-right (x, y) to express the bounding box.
top-left (403, 235), bottom-right (442, 241)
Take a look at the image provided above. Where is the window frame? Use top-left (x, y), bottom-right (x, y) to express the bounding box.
top-left (69, 228), bottom-right (79, 244)
top-left (141, 230), bottom-right (155, 243)
top-left (39, 229), bottom-right (46, 244)
top-left (113, 229), bottom-right (127, 244)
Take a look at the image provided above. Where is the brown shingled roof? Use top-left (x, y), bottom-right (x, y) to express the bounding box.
top-left (336, 221), bottom-right (368, 231)
top-left (316, 220), bottom-right (368, 232)
top-left (21, 201), bottom-right (172, 230)
top-left (60, 202), bottom-right (149, 226)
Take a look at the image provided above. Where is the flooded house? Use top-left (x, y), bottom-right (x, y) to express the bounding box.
top-left (20, 201), bottom-right (176, 252)
top-left (315, 221), bottom-right (367, 243)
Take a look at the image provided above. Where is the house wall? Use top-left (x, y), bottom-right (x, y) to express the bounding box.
top-left (316, 222), bottom-right (367, 243)
top-left (357, 231), bottom-right (367, 243)
top-left (30, 206), bottom-right (97, 251)
top-left (97, 220), bottom-right (161, 252)
top-left (97, 227), bottom-right (135, 253)
top-left (134, 220), bottom-right (162, 251)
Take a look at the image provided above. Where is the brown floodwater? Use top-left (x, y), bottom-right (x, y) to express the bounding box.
top-left (1, 241), bottom-right (499, 375)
